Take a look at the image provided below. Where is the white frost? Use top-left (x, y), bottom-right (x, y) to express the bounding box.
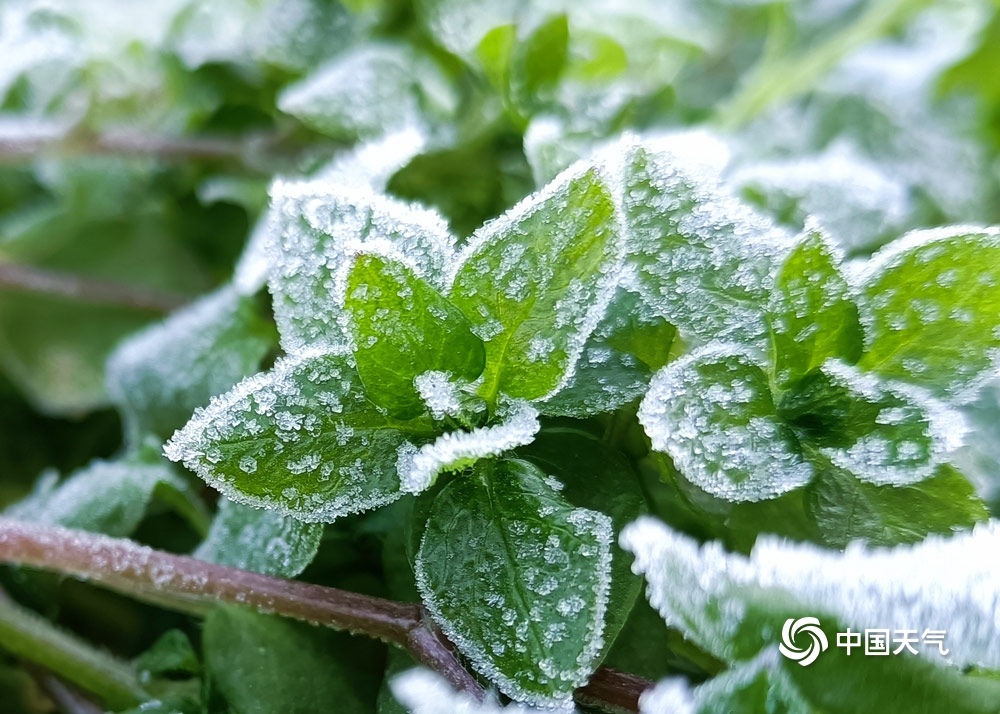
top-left (622, 515), bottom-right (1000, 670)
top-left (390, 670), bottom-right (567, 714)
top-left (398, 401), bottom-right (540, 494)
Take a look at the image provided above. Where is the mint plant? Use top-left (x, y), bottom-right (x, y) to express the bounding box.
top-left (1, 1), bottom-right (1000, 714)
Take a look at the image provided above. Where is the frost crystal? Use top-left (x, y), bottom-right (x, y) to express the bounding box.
top-left (639, 344), bottom-right (812, 502)
top-left (267, 181), bottom-right (456, 353)
top-left (413, 370), bottom-right (464, 420)
top-left (398, 401), bottom-right (540, 494)
top-left (622, 515), bottom-right (1000, 670)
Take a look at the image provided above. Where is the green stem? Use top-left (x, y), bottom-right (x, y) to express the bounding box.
top-left (715, 0), bottom-right (932, 130)
top-left (0, 592), bottom-right (147, 711)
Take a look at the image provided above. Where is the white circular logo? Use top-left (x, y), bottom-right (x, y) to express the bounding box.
top-left (778, 617), bottom-right (828, 667)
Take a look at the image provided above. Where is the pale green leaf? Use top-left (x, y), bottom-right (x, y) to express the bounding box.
top-left (449, 162), bottom-right (622, 403)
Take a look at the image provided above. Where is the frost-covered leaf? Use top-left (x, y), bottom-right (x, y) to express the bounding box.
top-left (195, 498), bottom-right (323, 578)
top-left (448, 162), bottom-right (622, 403)
top-left (268, 182), bottom-right (456, 354)
top-left (857, 227), bottom-right (1000, 402)
top-left (312, 127), bottom-right (429, 187)
top-left (780, 361), bottom-right (966, 487)
top-left (539, 288), bottom-right (674, 418)
top-left (346, 254), bottom-right (485, 419)
top-left (234, 128), bottom-right (429, 298)
top-left (278, 43), bottom-right (452, 141)
top-left (623, 516), bottom-right (1000, 714)
top-left (397, 400), bottom-right (538, 494)
top-left (806, 461), bottom-right (987, 548)
top-left (622, 515), bottom-right (1000, 671)
top-left (768, 229), bottom-right (862, 389)
top-left (250, 0), bottom-right (359, 73)
top-left (518, 429), bottom-right (646, 657)
top-left (106, 285), bottom-right (274, 443)
top-left (6, 455), bottom-right (185, 537)
top-left (731, 141), bottom-right (913, 253)
top-left (639, 344), bottom-right (812, 503)
top-left (617, 137), bottom-right (793, 348)
top-left (164, 349), bottom-right (438, 522)
top-left (415, 458), bottom-right (612, 705)
top-left (639, 650), bottom-right (812, 714)
top-left (204, 605), bottom-right (381, 714)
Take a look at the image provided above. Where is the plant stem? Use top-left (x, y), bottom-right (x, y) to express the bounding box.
top-left (0, 263), bottom-right (188, 313)
top-left (0, 588), bottom-right (147, 711)
top-left (0, 518), bottom-right (655, 712)
top-left (0, 127), bottom-right (246, 165)
top-left (715, 0), bottom-right (932, 130)
top-left (21, 663), bottom-right (106, 714)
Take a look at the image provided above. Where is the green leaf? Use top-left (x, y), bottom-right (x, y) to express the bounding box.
top-left (857, 227), bottom-right (1000, 401)
top-left (195, 498), bottom-right (323, 578)
top-left (476, 24), bottom-right (516, 93)
top-left (517, 429), bottom-right (646, 657)
top-left (134, 630), bottom-right (200, 679)
top-left (203, 606), bottom-right (382, 714)
top-left (415, 458), bottom-right (612, 705)
top-left (618, 138), bottom-right (793, 347)
top-left (277, 44), bottom-right (445, 141)
top-left (267, 181), bottom-right (455, 354)
top-left (449, 162), bottom-right (622, 403)
top-left (512, 14), bottom-right (569, 99)
top-left (346, 254), bottom-right (485, 419)
top-left (165, 350), bottom-right (438, 522)
top-left (639, 344), bottom-right (812, 503)
top-left (768, 229), bottom-right (862, 389)
top-left (538, 289), bottom-right (673, 418)
top-left (779, 361), bottom-right (966, 487)
top-left (806, 461), bottom-right (986, 548)
top-left (6, 454), bottom-right (185, 537)
top-left (106, 285), bottom-right (274, 443)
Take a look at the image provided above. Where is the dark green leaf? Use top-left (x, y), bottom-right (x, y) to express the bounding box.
top-left (203, 606), bottom-right (382, 714)
top-left (517, 428), bottom-right (645, 658)
top-left (415, 458), bottom-right (612, 705)
top-left (780, 362), bottom-right (964, 487)
top-left (135, 630), bottom-right (200, 678)
top-left (806, 461), bottom-right (987, 548)
top-left (769, 230), bottom-right (862, 389)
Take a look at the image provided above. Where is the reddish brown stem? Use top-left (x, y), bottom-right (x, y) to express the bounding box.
top-left (0, 263), bottom-right (188, 313)
top-left (0, 518), bottom-right (655, 712)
